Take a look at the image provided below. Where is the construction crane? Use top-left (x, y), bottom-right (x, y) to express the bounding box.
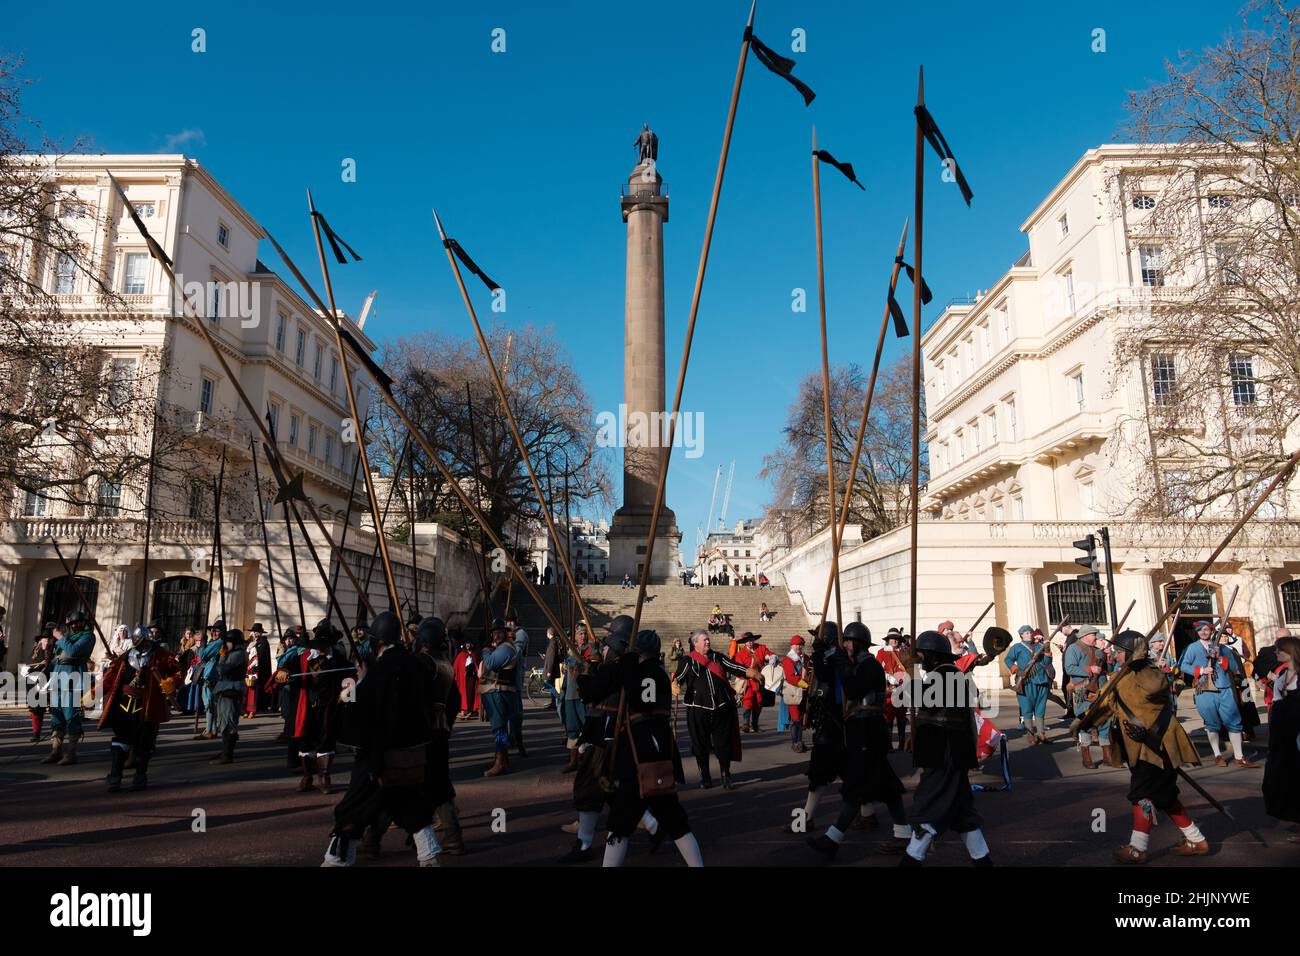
top-left (717, 460), bottom-right (735, 531)
top-left (703, 464), bottom-right (722, 545)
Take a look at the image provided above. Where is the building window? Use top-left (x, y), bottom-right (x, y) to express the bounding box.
top-left (324, 433), bottom-right (335, 464)
top-left (123, 253), bottom-right (148, 294)
top-left (1071, 371), bottom-right (1085, 412)
top-left (987, 408), bottom-right (998, 443)
top-left (979, 321), bottom-right (991, 357)
top-left (970, 419), bottom-right (981, 454)
top-left (289, 414), bottom-right (300, 446)
top-left (268, 403), bottom-right (281, 438)
top-left (1081, 480), bottom-right (1097, 518)
top-left (132, 202), bottom-right (155, 219)
top-left (964, 336), bottom-right (975, 376)
top-left (1047, 580), bottom-right (1108, 625)
top-left (23, 489), bottom-right (49, 517)
top-left (54, 253), bottom-right (76, 294)
top-left (1132, 194), bottom-right (1156, 210)
top-left (1207, 193), bottom-right (1233, 209)
top-left (1057, 213), bottom-right (1069, 239)
top-left (95, 479), bottom-right (123, 517)
top-left (275, 313), bottom-right (287, 352)
top-left (217, 223), bottom-right (230, 248)
top-left (295, 328), bottom-right (306, 366)
top-left (312, 341), bottom-right (322, 381)
top-left (188, 482), bottom-right (205, 519)
top-left (1216, 242), bottom-right (1242, 286)
top-left (1139, 245), bottom-right (1165, 287)
top-left (999, 307), bottom-right (1012, 345)
top-left (209, 283), bottom-right (223, 325)
top-left (106, 357), bottom-right (137, 409)
top-left (308, 423), bottom-right (319, 456)
top-left (1012, 494), bottom-right (1024, 519)
top-left (1151, 353), bottom-right (1176, 406)
top-left (200, 376), bottom-right (215, 414)
top-left (1062, 269), bottom-right (1076, 314)
top-left (1281, 581), bottom-right (1300, 625)
top-left (1229, 353), bottom-right (1256, 406)
top-left (60, 200), bottom-right (88, 219)
top-left (328, 356), bottom-right (338, 392)
top-left (993, 500), bottom-right (1005, 521)
top-left (1006, 398), bottom-right (1017, 441)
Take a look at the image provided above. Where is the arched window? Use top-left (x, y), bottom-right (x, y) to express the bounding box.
top-left (1281, 580), bottom-right (1300, 625)
top-left (151, 576), bottom-right (210, 648)
top-left (1047, 579), bottom-right (1108, 625)
top-left (40, 575), bottom-right (99, 630)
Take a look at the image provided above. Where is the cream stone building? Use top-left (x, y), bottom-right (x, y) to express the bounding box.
top-left (0, 155), bottom-right (483, 668)
top-left (766, 145), bottom-right (1300, 685)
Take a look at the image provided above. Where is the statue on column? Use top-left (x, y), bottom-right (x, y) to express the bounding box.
top-left (634, 123), bottom-right (658, 164)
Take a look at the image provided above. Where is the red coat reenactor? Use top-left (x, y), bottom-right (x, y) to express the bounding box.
top-left (733, 632), bottom-right (772, 733)
top-left (876, 629), bottom-right (910, 750)
top-left (99, 626), bottom-right (183, 792)
top-left (780, 636), bottom-right (811, 751)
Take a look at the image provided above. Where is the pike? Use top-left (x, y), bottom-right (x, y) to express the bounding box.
top-left (358, 436), bottom-right (412, 626)
top-left (433, 209), bottom-right (595, 644)
top-left (328, 418), bottom-right (369, 602)
top-left (307, 190), bottom-right (403, 623)
top-left (213, 453), bottom-right (227, 626)
top-left (810, 124), bottom-right (845, 628)
top-left (103, 173), bottom-right (377, 626)
top-left (138, 406), bottom-right (160, 622)
top-left (815, 219), bottom-right (911, 633)
top-left (905, 67), bottom-right (974, 748)
top-left (463, 385), bottom-right (495, 638)
top-left (248, 434), bottom-right (284, 645)
top-left (205, 450), bottom-right (227, 628)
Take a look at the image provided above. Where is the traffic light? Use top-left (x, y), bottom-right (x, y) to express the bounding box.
top-left (1073, 535), bottom-right (1101, 586)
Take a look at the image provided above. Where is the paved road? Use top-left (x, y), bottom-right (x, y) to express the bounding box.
top-left (1, 691), bottom-right (1295, 867)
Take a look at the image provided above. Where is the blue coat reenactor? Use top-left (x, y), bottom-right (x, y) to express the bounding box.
top-left (1006, 625), bottom-right (1054, 744)
top-left (1063, 625), bottom-right (1115, 768)
top-left (1177, 620), bottom-right (1259, 768)
top-left (43, 610), bottom-right (97, 766)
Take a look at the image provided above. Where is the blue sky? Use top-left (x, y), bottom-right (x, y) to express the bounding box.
top-left (7, 0), bottom-right (1245, 562)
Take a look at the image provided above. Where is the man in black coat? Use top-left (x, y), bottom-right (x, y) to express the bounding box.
top-left (577, 629), bottom-right (702, 867)
top-left (323, 611), bottom-right (443, 867)
top-left (805, 623), bottom-right (908, 860)
top-left (672, 628), bottom-right (757, 790)
top-left (900, 630), bottom-right (992, 866)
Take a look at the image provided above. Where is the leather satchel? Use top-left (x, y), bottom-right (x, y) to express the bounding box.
top-left (782, 682), bottom-right (804, 706)
top-left (379, 744), bottom-right (428, 787)
top-left (626, 721), bottom-right (676, 799)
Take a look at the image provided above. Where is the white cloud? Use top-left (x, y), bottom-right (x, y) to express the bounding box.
top-left (160, 128), bottom-right (206, 152)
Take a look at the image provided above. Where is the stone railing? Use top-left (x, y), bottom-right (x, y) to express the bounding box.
top-left (986, 519), bottom-right (1300, 548)
top-left (10, 516), bottom-right (261, 545)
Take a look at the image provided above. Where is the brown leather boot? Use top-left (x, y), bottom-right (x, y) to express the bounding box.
top-left (318, 756), bottom-right (333, 794)
top-left (1113, 844), bottom-right (1149, 864)
top-left (1169, 838), bottom-right (1210, 857)
top-left (57, 737), bottom-right (79, 766)
top-left (42, 734), bottom-right (63, 765)
top-left (297, 756), bottom-right (316, 791)
top-left (483, 751), bottom-right (509, 777)
top-left (1080, 746), bottom-right (1096, 769)
top-left (562, 746), bottom-right (580, 773)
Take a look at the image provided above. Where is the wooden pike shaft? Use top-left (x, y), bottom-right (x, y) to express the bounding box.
top-left (329, 419), bottom-right (368, 599)
top-left (214, 450), bottom-right (227, 624)
top-left (249, 434), bottom-right (284, 641)
top-left (816, 219), bottom-right (910, 629)
top-left (908, 67), bottom-right (926, 654)
top-left (630, 6), bottom-right (754, 638)
top-left (308, 190), bottom-right (404, 622)
top-left (138, 407), bottom-right (159, 619)
top-left (464, 386), bottom-right (495, 637)
top-left (433, 211), bottom-right (594, 643)
top-left (1115, 597), bottom-right (1137, 632)
top-left (811, 125), bottom-right (843, 629)
top-left (101, 175), bottom-right (375, 621)
top-left (359, 436), bottom-right (411, 621)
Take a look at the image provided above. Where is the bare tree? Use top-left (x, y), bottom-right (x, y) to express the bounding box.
top-left (760, 356), bottom-right (923, 545)
top-left (1111, 0), bottom-right (1300, 520)
top-left (371, 323), bottom-right (612, 550)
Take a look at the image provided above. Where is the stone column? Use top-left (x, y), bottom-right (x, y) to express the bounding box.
top-left (1121, 565), bottom-right (1161, 634)
top-left (607, 145), bottom-right (681, 581)
top-left (1004, 565), bottom-right (1039, 631)
top-left (1240, 563), bottom-right (1281, 645)
top-left (0, 563), bottom-right (28, 672)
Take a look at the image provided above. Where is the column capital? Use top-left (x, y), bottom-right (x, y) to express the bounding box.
top-left (1004, 564), bottom-right (1041, 575)
top-left (1121, 562), bottom-right (1163, 575)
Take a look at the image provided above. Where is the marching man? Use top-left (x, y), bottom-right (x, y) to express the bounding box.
top-left (1006, 625), bottom-right (1053, 744)
top-left (1064, 625), bottom-right (1116, 768)
top-left (100, 625), bottom-right (183, 792)
top-left (1075, 630), bottom-right (1210, 863)
top-left (1178, 620), bottom-right (1259, 768)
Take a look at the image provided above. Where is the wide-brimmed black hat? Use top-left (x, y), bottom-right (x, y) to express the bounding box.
top-left (249, 623), bottom-right (266, 634)
top-left (208, 619), bottom-right (225, 631)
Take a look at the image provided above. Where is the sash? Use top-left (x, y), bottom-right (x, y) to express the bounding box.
top-left (689, 650), bottom-right (726, 682)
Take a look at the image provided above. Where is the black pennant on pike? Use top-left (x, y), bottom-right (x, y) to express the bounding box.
top-left (263, 441), bottom-right (308, 506)
top-left (813, 149), bottom-right (865, 191)
top-left (914, 104), bottom-right (974, 205)
top-left (887, 257), bottom-right (933, 339)
top-left (745, 28), bottom-right (816, 106)
top-left (444, 238), bottom-right (502, 293)
top-left (311, 209), bottom-right (362, 264)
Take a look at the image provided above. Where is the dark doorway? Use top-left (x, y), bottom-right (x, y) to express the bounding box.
top-left (40, 575), bottom-right (99, 630)
top-left (1164, 581), bottom-right (1222, 660)
top-left (151, 576), bottom-right (210, 649)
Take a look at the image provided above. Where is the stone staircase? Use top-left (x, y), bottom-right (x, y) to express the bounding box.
top-left (474, 583), bottom-right (813, 658)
